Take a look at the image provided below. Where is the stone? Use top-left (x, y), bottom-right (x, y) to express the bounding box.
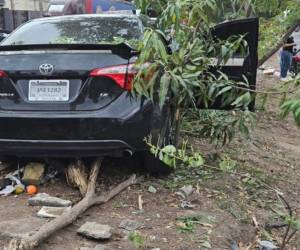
top-left (77, 222), bottom-right (112, 240)
top-left (0, 217), bottom-right (44, 239)
top-left (95, 245), bottom-right (109, 250)
top-left (179, 185), bottom-right (194, 197)
top-left (80, 245), bottom-right (109, 250)
top-left (37, 206), bottom-right (71, 218)
top-left (28, 193), bottom-right (72, 207)
top-left (259, 240), bottom-right (277, 250)
top-left (119, 219), bottom-right (142, 231)
top-left (148, 186), bottom-right (157, 193)
top-left (263, 68), bottom-right (275, 75)
top-left (22, 162), bottom-right (45, 185)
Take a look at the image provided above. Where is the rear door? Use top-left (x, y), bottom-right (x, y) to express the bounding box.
top-left (208, 18), bottom-right (259, 110)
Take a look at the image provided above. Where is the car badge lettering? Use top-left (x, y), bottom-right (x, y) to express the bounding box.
top-left (0, 93), bottom-right (14, 97)
top-left (39, 64), bottom-right (54, 75)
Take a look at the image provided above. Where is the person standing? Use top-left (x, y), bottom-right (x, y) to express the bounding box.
top-left (280, 36), bottom-right (296, 81)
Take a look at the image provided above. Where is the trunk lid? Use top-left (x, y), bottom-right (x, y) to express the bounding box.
top-left (0, 44), bottom-right (135, 111)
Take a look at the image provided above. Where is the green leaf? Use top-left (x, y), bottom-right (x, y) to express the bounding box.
top-left (292, 219), bottom-right (300, 230)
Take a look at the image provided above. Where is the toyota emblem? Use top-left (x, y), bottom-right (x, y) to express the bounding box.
top-left (39, 64), bottom-right (54, 75)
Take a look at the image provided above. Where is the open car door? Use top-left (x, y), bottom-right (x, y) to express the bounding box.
top-left (206, 18), bottom-right (259, 110)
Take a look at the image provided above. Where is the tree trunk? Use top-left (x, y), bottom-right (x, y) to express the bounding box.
top-left (6, 158), bottom-right (138, 250)
top-left (258, 21), bottom-right (300, 67)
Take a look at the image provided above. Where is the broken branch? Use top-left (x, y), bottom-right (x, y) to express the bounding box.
top-left (6, 158), bottom-right (138, 250)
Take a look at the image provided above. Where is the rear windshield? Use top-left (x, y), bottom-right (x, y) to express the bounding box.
top-left (1, 15), bottom-right (143, 46)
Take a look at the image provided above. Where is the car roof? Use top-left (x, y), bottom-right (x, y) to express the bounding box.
top-left (32, 14), bottom-right (139, 23)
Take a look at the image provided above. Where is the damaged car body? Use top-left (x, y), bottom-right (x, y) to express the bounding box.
top-left (0, 14), bottom-right (259, 164)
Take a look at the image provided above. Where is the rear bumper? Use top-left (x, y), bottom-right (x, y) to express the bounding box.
top-left (0, 93), bottom-right (158, 157)
top-left (0, 139), bottom-right (133, 157)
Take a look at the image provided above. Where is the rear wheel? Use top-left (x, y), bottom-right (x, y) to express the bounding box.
top-left (142, 104), bottom-right (175, 174)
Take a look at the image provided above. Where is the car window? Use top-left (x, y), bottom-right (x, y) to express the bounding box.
top-left (1, 16), bottom-right (143, 46)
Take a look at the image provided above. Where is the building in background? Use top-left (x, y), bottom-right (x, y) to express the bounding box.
top-left (2, 0), bottom-right (49, 11)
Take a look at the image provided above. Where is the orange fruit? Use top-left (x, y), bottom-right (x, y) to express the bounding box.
top-left (26, 185), bottom-right (38, 195)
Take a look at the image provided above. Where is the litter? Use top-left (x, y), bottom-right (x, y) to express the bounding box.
top-left (0, 161), bottom-right (59, 197)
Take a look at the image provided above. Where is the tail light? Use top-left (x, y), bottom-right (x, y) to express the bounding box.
top-left (90, 64), bottom-right (137, 91)
top-left (0, 71), bottom-right (7, 77)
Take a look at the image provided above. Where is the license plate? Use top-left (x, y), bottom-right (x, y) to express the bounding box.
top-left (29, 80), bottom-right (69, 102)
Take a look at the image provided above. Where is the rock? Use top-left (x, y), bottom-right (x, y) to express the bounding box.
top-left (28, 193), bottom-right (72, 207)
top-left (80, 245), bottom-right (109, 250)
top-left (231, 241), bottom-right (239, 250)
top-left (179, 185), bottom-right (194, 197)
top-left (37, 206), bottom-right (71, 218)
top-left (77, 222), bottom-right (112, 240)
top-left (263, 68), bottom-right (275, 75)
top-left (22, 162), bottom-right (45, 185)
top-left (119, 219), bottom-right (142, 231)
top-left (259, 240), bottom-right (277, 250)
top-left (95, 245), bottom-right (109, 250)
top-left (0, 217), bottom-right (44, 239)
top-left (148, 185), bottom-right (157, 193)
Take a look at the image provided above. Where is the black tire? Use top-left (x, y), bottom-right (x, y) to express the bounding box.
top-left (141, 104), bottom-right (175, 175)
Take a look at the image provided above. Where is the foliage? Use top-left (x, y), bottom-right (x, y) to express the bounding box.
top-left (257, 0), bottom-right (300, 59)
top-left (133, 0), bottom-right (254, 150)
top-left (219, 155), bottom-right (237, 172)
top-left (271, 194), bottom-right (300, 249)
top-left (182, 109), bottom-right (256, 146)
top-left (281, 98), bottom-right (300, 126)
top-left (280, 75), bottom-right (300, 125)
top-left (133, 0), bottom-right (300, 148)
top-left (128, 231), bottom-right (145, 248)
top-left (176, 215), bottom-right (214, 233)
top-left (176, 215), bottom-right (203, 233)
top-left (145, 137), bottom-right (204, 169)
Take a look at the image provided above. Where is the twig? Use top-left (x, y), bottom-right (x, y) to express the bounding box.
top-left (276, 193), bottom-right (295, 250)
top-left (229, 84), bottom-right (300, 95)
top-left (265, 223), bottom-right (287, 230)
top-left (138, 194), bottom-right (143, 211)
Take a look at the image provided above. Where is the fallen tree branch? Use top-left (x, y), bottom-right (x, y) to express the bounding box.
top-left (6, 158), bottom-right (138, 250)
top-left (258, 21), bottom-right (300, 67)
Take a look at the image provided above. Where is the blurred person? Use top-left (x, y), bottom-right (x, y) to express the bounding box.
top-left (280, 36), bottom-right (296, 81)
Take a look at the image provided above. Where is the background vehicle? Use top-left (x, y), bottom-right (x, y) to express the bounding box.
top-left (291, 48), bottom-right (300, 76)
top-left (46, 0), bottom-right (135, 16)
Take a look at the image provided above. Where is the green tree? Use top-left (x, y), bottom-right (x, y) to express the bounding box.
top-left (133, 0), bottom-right (253, 147)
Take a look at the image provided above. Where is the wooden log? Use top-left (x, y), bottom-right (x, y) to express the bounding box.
top-left (66, 160), bottom-right (88, 196)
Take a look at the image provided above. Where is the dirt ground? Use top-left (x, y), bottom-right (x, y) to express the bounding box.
top-left (0, 55), bottom-right (299, 250)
